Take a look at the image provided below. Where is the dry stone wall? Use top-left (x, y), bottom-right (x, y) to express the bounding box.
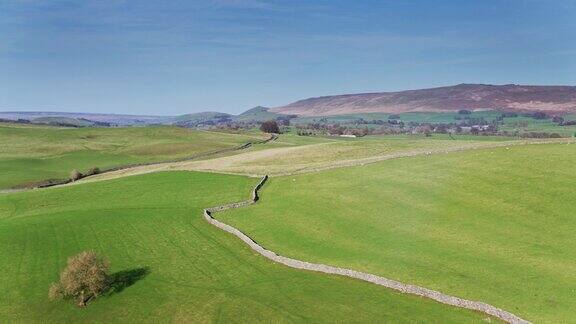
top-left (203, 175), bottom-right (531, 324)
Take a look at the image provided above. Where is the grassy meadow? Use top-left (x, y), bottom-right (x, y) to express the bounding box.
top-left (292, 111), bottom-right (503, 124)
top-left (69, 133), bottom-right (526, 183)
top-left (180, 134), bottom-right (540, 176)
top-left (0, 123), bottom-right (265, 189)
top-left (219, 142), bottom-right (576, 323)
top-left (499, 116), bottom-right (576, 136)
top-left (293, 111), bottom-right (576, 136)
top-left (0, 171), bottom-right (490, 322)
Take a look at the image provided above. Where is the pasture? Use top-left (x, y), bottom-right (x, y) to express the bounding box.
top-left (175, 136), bottom-right (562, 176)
top-left (219, 142), bottom-right (576, 323)
top-left (292, 111), bottom-right (503, 124)
top-left (0, 123), bottom-right (265, 189)
top-left (293, 111), bottom-right (576, 136)
top-left (74, 133), bottom-right (530, 182)
top-left (499, 117), bottom-right (576, 136)
top-left (0, 172), bottom-right (488, 322)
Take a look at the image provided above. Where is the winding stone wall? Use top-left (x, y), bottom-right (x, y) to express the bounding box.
top-left (203, 175), bottom-right (531, 324)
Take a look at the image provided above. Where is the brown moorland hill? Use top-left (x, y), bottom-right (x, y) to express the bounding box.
top-left (272, 84), bottom-right (576, 116)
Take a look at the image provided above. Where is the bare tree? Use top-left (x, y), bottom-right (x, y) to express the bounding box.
top-left (49, 251), bottom-right (110, 307)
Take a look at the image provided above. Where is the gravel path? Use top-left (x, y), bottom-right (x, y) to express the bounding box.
top-left (203, 175), bottom-right (531, 324)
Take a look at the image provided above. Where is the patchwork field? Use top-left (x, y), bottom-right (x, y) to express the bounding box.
top-left (0, 172), bottom-right (489, 322)
top-left (164, 136), bottom-right (567, 176)
top-left (83, 134), bottom-right (547, 181)
top-left (499, 117), bottom-right (576, 136)
top-left (2, 122), bottom-right (574, 322)
top-left (293, 111), bottom-right (576, 136)
top-left (293, 111), bottom-right (503, 125)
top-left (218, 142), bottom-right (576, 323)
top-left (0, 123), bottom-right (266, 189)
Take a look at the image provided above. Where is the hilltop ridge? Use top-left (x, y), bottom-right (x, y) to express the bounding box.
top-left (271, 84), bottom-right (576, 116)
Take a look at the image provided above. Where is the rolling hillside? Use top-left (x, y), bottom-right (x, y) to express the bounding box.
top-left (0, 111), bottom-right (174, 126)
top-left (5, 84), bottom-right (576, 125)
top-left (0, 172), bottom-right (487, 322)
top-left (219, 142), bottom-right (576, 323)
top-left (272, 84), bottom-right (576, 116)
top-left (0, 123), bottom-right (266, 189)
top-left (2, 120), bottom-right (572, 322)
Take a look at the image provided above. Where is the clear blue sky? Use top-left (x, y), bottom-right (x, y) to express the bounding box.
top-left (1, 0), bottom-right (575, 115)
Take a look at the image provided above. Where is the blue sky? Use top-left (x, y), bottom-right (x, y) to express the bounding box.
top-left (1, 0), bottom-right (575, 115)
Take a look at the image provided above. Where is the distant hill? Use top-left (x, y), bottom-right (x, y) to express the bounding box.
top-left (175, 111), bottom-right (233, 122)
top-left (271, 84), bottom-right (576, 116)
top-left (0, 108), bottom-right (287, 127)
top-left (235, 106), bottom-right (287, 121)
top-left (174, 111), bottom-right (233, 127)
top-left (0, 111), bottom-right (174, 126)
top-left (7, 84), bottom-right (575, 126)
top-left (31, 116), bottom-right (95, 127)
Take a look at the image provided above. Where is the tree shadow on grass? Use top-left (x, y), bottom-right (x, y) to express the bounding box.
top-left (106, 266), bottom-right (150, 295)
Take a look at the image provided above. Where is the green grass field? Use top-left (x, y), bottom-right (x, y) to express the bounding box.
top-left (0, 171), bottom-right (489, 322)
top-left (180, 134), bottom-right (543, 176)
top-left (0, 123), bottom-right (265, 189)
top-left (219, 142), bottom-right (576, 323)
top-left (499, 117), bottom-right (576, 136)
top-left (3, 122), bottom-right (573, 322)
top-left (293, 111), bottom-right (503, 124)
top-left (74, 133), bottom-right (529, 183)
top-left (293, 111), bottom-right (576, 137)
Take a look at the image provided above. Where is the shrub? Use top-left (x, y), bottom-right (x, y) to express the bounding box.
top-left (86, 167), bottom-right (100, 176)
top-left (458, 109), bottom-right (472, 115)
top-left (522, 112), bottom-right (548, 120)
top-left (500, 112), bottom-right (518, 118)
top-left (49, 251), bottom-right (110, 307)
top-left (260, 120), bottom-right (280, 134)
top-left (69, 169), bottom-right (83, 182)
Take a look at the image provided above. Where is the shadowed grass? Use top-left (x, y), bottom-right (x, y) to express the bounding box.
top-left (106, 267), bottom-right (150, 296)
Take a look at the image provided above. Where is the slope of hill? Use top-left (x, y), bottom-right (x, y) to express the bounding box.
top-left (173, 111), bottom-right (233, 127)
top-left (30, 116), bottom-right (96, 127)
top-left (172, 107), bottom-right (289, 126)
top-left (272, 84), bottom-right (576, 116)
top-left (235, 106), bottom-right (287, 121)
top-left (0, 111), bottom-right (174, 126)
top-left (220, 142), bottom-right (576, 323)
top-left (0, 124), bottom-right (266, 189)
top-left (175, 111), bottom-right (233, 122)
top-left (0, 172), bottom-right (486, 322)
top-left (0, 108), bottom-right (287, 126)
